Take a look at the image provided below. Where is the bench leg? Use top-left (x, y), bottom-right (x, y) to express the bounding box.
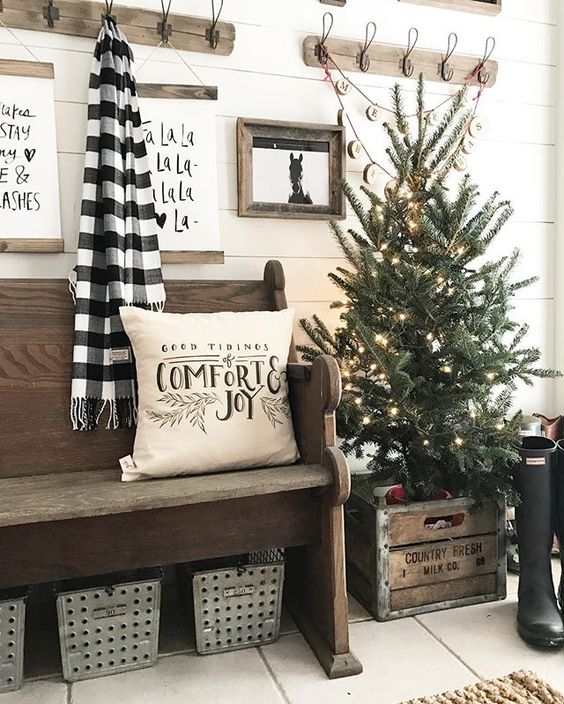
top-left (285, 501), bottom-right (363, 679)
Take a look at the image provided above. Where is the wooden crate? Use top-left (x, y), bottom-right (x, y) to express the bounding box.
top-left (345, 490), bottom-right (506, 620)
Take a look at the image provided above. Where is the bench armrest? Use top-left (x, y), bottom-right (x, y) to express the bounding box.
top-left (287, 356), bottom-right (350, 506)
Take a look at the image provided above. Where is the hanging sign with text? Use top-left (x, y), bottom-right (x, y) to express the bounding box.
top-left (139, 85), bottom-right (220, 253)
top-left (0, 60), bottom-right (62, 244)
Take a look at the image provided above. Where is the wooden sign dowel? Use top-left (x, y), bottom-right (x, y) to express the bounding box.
top-left (0, 0), bottom-right (235, 56)
top-left (303, 36), bottom-right (498, 87)
top-left (0, 239), bottom-right (65, 253)
top-left (160, 251), bottom-right (225, 265)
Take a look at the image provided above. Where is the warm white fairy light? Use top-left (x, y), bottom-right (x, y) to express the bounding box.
top-left (370, 363), bottom-right (377, 371)
top-left (389, 406), bottom-right (399, 416)
top-left (345, 383), bottom-right (352, 391)
top-left (457, 246), bottom-right (465, 255)
top-left (441, 365), bottom-right (453, 374)
top-left (381, 243), bottom-right (388, 251)
top-left (399, 313), bottom-right (407, 321)
top-left (486, 372), bottom-right (496, 381)
top-left (437, 275), bottom-right (445, 284)
top-left (426, 332), bottom-right (434, 341)
top-left (495, 422), bottom-right (504, 430)
top-left (358, 346), bottom-right (365, 354)
top-left (391, 257), bottom-right (400, 265)
top-left (362, 416), bottom-right (371, 425)
top-left (423, 439), bottom-right (430, 446)
top-left (469, 410), bottom-right (476, 419)
top-left (354, 397), bottom-right (363, 406)
top-left (454, 437), bottom-right (464, 446)
top-left (342, 370), bottom-right (350, 378)
top-left (378, 373), bottom-right (387, 381)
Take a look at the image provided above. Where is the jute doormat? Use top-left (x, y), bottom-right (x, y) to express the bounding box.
top-left (402, 671), bottom-right (564, 704)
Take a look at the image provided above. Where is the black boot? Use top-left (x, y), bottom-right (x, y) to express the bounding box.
top-left (554, 440), bottom-right (564, 605)
top-left (515, 437), bottom-right (564, 647)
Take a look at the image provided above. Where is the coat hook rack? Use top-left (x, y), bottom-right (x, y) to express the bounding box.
top-left (1, 0), bottom-right (235, 56)
top-left (303, 28), bottom-right (498, 87)
top-left (157, 0), bottom-right (173, 43)
top-left (357, 21), bottom-right (376, 73)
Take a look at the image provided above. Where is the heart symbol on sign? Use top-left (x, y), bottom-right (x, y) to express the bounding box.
top-left (24, 149), bottom-right (36, 163)
top-left (155, 213), bottom-right (167, 228)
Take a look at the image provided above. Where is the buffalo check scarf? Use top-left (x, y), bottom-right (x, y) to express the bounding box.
top-left (71, 16), bottom-right (166, 431)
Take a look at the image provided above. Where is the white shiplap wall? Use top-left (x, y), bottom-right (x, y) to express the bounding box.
top-left (0, 0), bottom-right (557, 413)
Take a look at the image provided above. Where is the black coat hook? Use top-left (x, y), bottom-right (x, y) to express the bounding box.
top-left (401, 27), bottom-right (418, 78)
top-left (102, 0), bottom-right (115, 23)
top-left (440, 32), bottom-right (458, 82)
top-left (157, 0), bottom-right (173, 43)
top-left (315, 12), bottom-right (334, 64)
top-left (357, 21), bottom-right (377, 72)
top-left (43, 0), bottom-right (60, 28)
top-left (206, 0), bottom-right (224, 49)
top-left (477, 36), bottom-right (496, 85)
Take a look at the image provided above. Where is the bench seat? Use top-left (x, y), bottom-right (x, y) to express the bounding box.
top-left (0, 464), bottom-right (332, 528)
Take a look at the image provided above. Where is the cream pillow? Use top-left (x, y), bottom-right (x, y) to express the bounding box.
top-left (119, 307), bottom-right (300, 481)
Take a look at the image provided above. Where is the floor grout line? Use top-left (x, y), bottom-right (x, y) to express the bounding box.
top-left (257, 646), bottom-right (292, 704)
top-left (413, 616), bottom-right (483, 681)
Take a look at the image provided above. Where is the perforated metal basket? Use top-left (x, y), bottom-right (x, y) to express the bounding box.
top-left (55, 569), bottom-right (162, 682)
top-left (180, 549), bottom-right (285, 655)
top-left (0, 589), bottom-right (27, 693)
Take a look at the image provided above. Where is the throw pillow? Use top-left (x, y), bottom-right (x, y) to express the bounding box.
top-left (119, 307), bottom-right (300, 481)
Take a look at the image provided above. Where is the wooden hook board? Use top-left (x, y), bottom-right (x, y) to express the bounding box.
top-left (0, 0), bottom-right (235, 56)
top-left (303, 36), bottom-right (498, 87)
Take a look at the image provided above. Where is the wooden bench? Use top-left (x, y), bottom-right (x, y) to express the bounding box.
top-left (0, 260), bottom-right (362, 679)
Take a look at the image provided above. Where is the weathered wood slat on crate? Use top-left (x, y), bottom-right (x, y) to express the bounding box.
top-left (0, 59), bottom-right (54, 78)
top-left (0, 1), bottom-right (235, 55)
top-left (390, 573), bottom-right (498, 613)
top-left (388, 502), bottom-right (498, 545)
top-left (389, 534), bottom-right (498, 589)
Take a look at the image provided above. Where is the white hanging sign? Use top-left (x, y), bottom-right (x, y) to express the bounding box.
top-left (0, 60), bottom-right (62, 245)
top-left (139, 85), bottom-right (221, 253)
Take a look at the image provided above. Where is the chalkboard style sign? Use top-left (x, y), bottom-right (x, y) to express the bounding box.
top-left (0, 60), bottom-right (63, 253)
top-left (138, 84), bottom-right (224, 265)
top-left (398, 0), bottom-right (501, 14)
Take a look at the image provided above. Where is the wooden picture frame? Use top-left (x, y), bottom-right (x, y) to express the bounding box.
top-left (398, 0), bottom-right (501, 15)
top-left (237, 119), bottom-right (346, 220)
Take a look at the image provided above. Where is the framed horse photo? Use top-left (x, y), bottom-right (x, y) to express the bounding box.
top-left (237, 118), bottom-right (346, 220)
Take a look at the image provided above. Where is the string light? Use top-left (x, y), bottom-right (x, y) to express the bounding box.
top-left (378, 373), bottom-right (387, 380)
top-left (423, 439), bottom-right (430, 446)
top-left (344, 383), bottom-right (352, 391)
top-left (437, 276), bottom-right (445, 284)
top-left (426, 332), bottom-right (434, 341)
top-left (381, 243), bottom-right (388, 251)
top-left (358, 345), bottom-right (365, 353)
top-left (441, 364), bottom-right (453, 374)
top-left (389, 406), bottom-right (399, 416)
top-left (354, 397), bottom-right (363, 406)
top-left (362, 416), bottom-right (371, 425)
top-left (485, 372), bottom-right (496, 381)
top-left (398, 313), bottom-right (407, 321)
top-left (370, 363), bottom-right (377, 371)
top-left (454, 437), bottom-right (464, 446)
top-left (495, 422), bottom-right (504, 430)
top-left (391, 256), bottom-right (400, 265)
top-left (457, 246), bottom-right (465, 255)
top-left (469, 410), bottom-right (476, 419)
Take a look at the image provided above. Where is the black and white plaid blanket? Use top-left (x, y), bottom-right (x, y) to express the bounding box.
top-left (71, 16), bottom-right (166, 431)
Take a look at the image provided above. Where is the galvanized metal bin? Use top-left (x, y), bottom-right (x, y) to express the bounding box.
top-left (179, 549), bottom-right (285, 654)
top-left (0, 588), bottom-right (27, 693)
top-left (55, 569), bottom-right (162, 682)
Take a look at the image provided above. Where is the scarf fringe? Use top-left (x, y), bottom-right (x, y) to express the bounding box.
top-left (71, 397), bottom-right (138, 431)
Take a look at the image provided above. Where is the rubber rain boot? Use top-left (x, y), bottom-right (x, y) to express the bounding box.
top-left (515, 437), bottom-right (564, 647)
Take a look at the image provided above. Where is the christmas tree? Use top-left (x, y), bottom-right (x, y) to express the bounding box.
top-left (299, 77), bottom-right (556, 505)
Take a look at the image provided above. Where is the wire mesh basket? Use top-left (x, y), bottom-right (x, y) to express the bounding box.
top-left (179, 549), bottom-right (285, 655)
top-left (55, 569), bottom-right (162, 682)
top-left (0, 588), bottom-right (27, 693)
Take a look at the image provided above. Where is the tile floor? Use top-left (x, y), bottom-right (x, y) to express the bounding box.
top-left (4, 568), bottom-right (564, 704)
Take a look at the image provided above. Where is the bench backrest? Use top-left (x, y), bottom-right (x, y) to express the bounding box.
top-left (0, 260), bottom-right (291, 479)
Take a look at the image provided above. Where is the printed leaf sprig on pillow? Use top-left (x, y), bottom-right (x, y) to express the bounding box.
top-left (299, 76), bottom-right (559, 505)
